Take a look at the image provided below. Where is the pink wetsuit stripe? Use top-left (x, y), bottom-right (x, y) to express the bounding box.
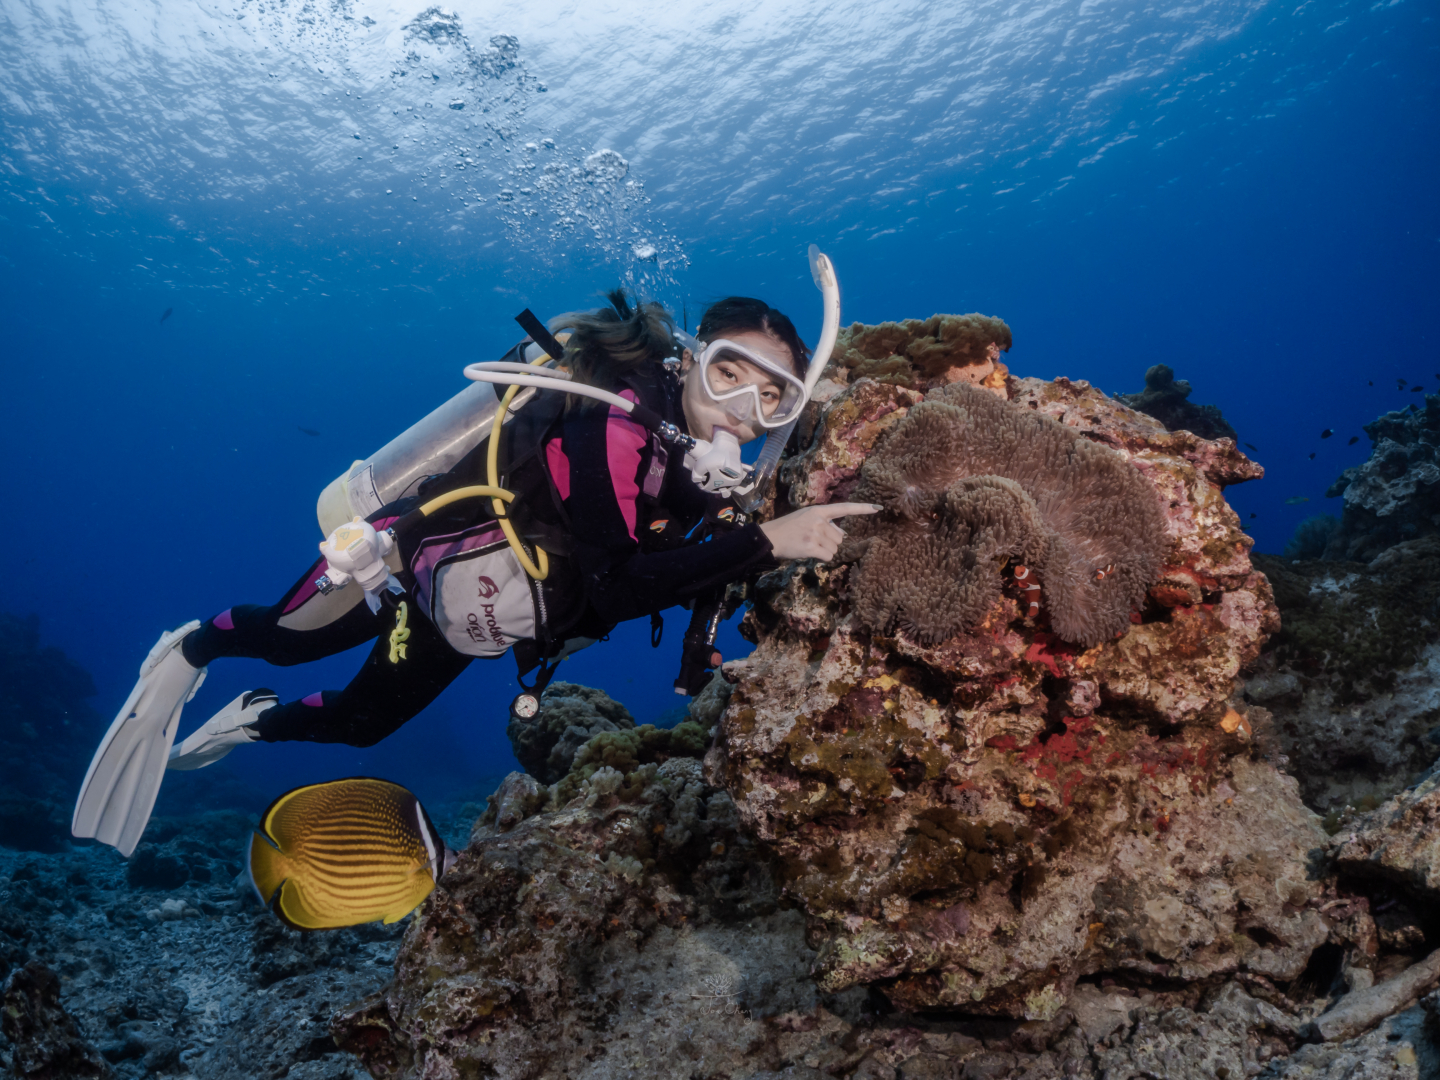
top-left (302, 692), bottom-right (324, 708)
top-left (546, 439), bottom-right (571, 502)
top-left (212, 608), bottom-right (234, 631)
top-left (607, 390), bottom-right (646, 540)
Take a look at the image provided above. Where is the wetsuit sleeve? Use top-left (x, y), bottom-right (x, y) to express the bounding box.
top-left (551, 394), bottom-right (773, 624)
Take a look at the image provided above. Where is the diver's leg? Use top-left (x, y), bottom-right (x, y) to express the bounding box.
top-left (182, 557), bottom-right (382, 668)
top-left (249, 611), bottom-right (471, 747)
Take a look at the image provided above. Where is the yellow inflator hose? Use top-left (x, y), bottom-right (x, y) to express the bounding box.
top-left (413, 354), bottom-right (553, 580)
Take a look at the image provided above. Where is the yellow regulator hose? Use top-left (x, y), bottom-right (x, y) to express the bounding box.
top-left (413, 353), bottom-right (553, 580)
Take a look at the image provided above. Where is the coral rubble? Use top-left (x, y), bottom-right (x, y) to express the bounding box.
top-left (0, 807), bottom-right (402, 1080)
top-left (1117, 363), bottom-right (1239, 442)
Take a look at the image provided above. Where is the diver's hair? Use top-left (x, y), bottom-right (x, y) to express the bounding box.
top-left (547, 290), bottom-right (676, 405)
top-left (697, 297), bottom-right (809, 378)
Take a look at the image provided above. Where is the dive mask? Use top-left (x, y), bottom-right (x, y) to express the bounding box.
top-left (692, 338), bottom-right (808, 430)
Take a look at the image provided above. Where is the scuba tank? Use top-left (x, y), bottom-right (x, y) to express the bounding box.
top-left (315, 340), bottom-right (554, 536)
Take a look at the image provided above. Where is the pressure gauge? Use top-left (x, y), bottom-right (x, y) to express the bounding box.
top-left (510, 693), bottom-right (539, 720)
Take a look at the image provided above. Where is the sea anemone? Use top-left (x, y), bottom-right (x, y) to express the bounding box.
top-left (839, 382), bottom-right (1167, 647)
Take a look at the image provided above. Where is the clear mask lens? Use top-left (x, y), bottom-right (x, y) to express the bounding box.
top-left (697, 341), bottom-right (807, 430)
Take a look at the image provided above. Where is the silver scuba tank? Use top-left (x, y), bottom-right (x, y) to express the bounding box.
top-left (316, 341), bottom-right (552, 535)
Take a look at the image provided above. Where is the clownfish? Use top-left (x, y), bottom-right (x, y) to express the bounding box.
top-left (1013, 564), bottom-right (1042, 617)
top-left (1092, 563), bottom-right (1115, 582)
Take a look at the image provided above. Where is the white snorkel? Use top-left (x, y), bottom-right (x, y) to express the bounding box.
top-left (729, 244), bottom-right (840, 512)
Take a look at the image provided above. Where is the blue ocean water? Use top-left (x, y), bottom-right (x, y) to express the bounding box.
top-left (1, 0), bottom-right (1435, 816)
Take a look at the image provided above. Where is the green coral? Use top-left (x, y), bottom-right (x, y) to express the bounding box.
top-left (550, 721), bottom-right (710, 806)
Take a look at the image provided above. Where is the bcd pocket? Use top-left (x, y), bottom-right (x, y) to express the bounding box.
top-left (410, 523), bottom-right (538, 658)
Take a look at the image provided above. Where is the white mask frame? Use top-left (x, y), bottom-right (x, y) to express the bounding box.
top-left (692, 338), bottom-right (809, 430)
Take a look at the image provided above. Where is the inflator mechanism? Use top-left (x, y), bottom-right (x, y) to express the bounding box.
top-left (315, 517), bottom-right (405, 613)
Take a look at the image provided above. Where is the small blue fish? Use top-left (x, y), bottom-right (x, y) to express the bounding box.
top-left (1285, 496), bottom-right (1310, 505)
top-left (160, 307), bottom-right (173, 323)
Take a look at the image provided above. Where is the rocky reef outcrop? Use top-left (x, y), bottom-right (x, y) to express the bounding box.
top-left (505, 681), bottom-right (639, 785)
top-left (321, 327), bottom-right (1439, 1079)
top-left (1322, 395), bottom-right (1440, 562)
top-left (1116, 363), bottom-right (1239, 443)
top-left (719, 370), bottom-right (1305, 1016)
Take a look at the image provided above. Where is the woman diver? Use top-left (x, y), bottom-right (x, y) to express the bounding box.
top-left (73, 249), bottom-right (877, 857)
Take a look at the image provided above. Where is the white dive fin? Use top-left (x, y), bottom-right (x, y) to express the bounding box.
top-left (71, 621), bottom-right (207, 857)
top-left (167, 689), bottom-right (275, 771)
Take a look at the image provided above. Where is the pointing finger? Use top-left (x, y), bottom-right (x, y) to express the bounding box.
top-left (816, 502), bottom-right (883, 520)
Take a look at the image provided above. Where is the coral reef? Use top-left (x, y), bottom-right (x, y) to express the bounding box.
top-left (829, 314), bottom-right (1013, 393)
top-left (13, 333), bottom-right (1440, 1080)
top-left (1284, 514), bottom-right (1339, 560)
top-left (1330, 770), bottom-right (1440, 904)
top-left (0, 613), bottom-right (105, 853)
top-left (505, 681), bottom-right (636, 785)
top-left (715, 368), bottom-right (1313, 1016)
top-left (1117, 363), bottom-right (1239, 442)
top-left (838, 380), bottom-right (1167, 647)
top-left (1322, 395), bottom-right (1440, 562)
top-left (326, 357), bottom-right (1437, 1079)
top-left (1249, 540), bottom-right (1440, 810)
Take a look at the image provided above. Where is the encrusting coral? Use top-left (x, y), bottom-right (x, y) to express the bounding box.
top-left (839, 381), bottom-right (1168, 647)
top-left (504, 680), bottom-right (635, 784)
top-left (831, 313), bottom-right (1013, 391)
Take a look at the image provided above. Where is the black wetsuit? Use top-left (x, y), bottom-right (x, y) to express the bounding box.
top-left (181, 366), bottom-right (773, 746)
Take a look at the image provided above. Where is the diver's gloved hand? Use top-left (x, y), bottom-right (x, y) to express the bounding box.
top-left (759, 503), bottom-right (881, 562)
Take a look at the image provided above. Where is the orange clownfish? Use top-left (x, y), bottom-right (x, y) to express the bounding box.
top-left (1014, 564), bottom-right (1042, 618)
top-left (1092, 563), bottom-right (1115, 583)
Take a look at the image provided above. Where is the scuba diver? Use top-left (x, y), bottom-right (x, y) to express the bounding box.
top-left (73, 248), bottom-right (876, 858)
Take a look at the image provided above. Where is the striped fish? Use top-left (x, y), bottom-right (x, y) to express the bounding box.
top-left (247, 777), bottom-right (456, 930)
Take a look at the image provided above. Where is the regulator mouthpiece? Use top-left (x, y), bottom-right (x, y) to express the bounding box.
top-left (685, 430), bottom-right (752, 495)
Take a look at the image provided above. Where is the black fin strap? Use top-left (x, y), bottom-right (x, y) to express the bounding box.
top-left (650, 612), bottom-right (664, 648)
top-left (514, 309), bottom-right (568, 364)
